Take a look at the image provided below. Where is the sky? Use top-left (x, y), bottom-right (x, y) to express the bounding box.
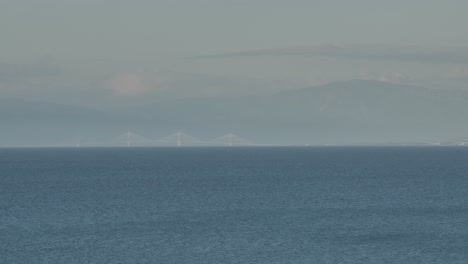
top-left (2, 0), bottom-right (468, 108)
top-left (2, 0), bottom-right (468, 59)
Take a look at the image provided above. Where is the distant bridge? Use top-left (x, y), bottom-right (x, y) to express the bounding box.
top-left (47, 131), bottom-right (263, 147)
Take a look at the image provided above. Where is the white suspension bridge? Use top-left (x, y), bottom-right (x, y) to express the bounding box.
top-left (48, 131), bottom-right (263, 147)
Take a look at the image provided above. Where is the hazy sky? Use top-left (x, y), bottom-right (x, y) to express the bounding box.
top-left (2, 0), bottom-right (468, 59)
top-left (1, 0), bottom-right (468, 107)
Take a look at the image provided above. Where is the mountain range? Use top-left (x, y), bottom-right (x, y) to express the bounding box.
top-left (2, 80), bottom-right (468, 146)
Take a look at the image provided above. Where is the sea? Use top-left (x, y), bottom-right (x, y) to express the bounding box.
top-left (1, 147), bottom-right (467, 263)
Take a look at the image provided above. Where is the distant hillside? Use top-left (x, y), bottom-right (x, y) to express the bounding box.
top-left (136, 80), bottom-right (468, 144)
top-left (2, 80), bottom-right (468, 146)
top-left (0, 99), bottom-right (131, 146)
top-left (0, 99), bottom-right (121, 123)
top-left (271, 80), bottom-right (468, 127)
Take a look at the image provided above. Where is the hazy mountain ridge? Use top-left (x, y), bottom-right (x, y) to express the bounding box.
top-left (0, 99), bottom-right (122, 123)
top-left (271, 80), bottom-right (468, 122)
top-left (2, 80), bottom-right (468, 146)
top-left (138, 80), bottom-right (468, 137)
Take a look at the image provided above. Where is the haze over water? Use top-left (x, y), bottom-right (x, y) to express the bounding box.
top-left (3, 1), bottom-right (468, 146)
top-left (1, 147), bottom-right (467, 263)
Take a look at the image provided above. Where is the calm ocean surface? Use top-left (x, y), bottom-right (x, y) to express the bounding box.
top-left (1, 147), bottom-right (467, 263)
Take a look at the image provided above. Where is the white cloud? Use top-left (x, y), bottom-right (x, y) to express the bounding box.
top-left (359, 71), bottom-right (410, 83)
top-left (192, 44), bottom-right (468, 65)
top-left (107, 73), bottom-right (149, 96)
top-left (449, 67), bottom-right (468, 77)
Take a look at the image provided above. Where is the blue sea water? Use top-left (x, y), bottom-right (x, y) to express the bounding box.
top-left (1, 147), bottom-right (467, 263)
